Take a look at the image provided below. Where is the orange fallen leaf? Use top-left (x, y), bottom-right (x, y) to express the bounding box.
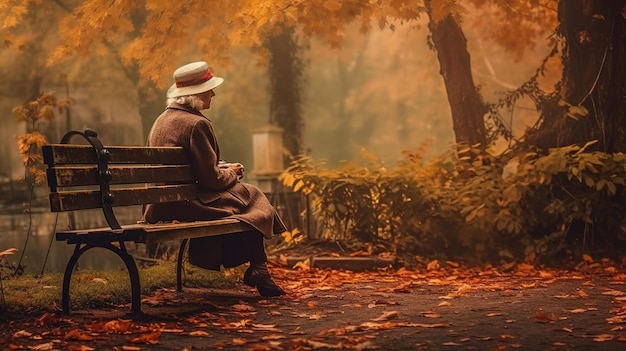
top-left (539, 270), bottom-right (554, 278)
top-left (592, 334), bottom-right (614, 342)
top-left (373, 311), bottom-right (399, 321)
top-left (232, 338), bottom-right (247, 345)
top-left (602, 289), bottom-right (626, 296)
top-left (232, 303), bottom-right (256, 312)
top-left (67, 345), bottom-right (95, 351)
top-left (189, 330), bottom-right (210, 337)
top-left (38, 313), bottom-right (60, 327)
top-left (12, 330), bottom-right (32, 338)
top-left (128, 331), bottom-right (161, 344)
top-left (293, 259), bottom-right (311, 270)
top-left (533, 310), bottom-right (559, 322)
top-left (427, 260), bottom-right (440, 270)
top-left (516, 263), bottom-right (534, 272)
top-left (578, 290), bottom-right (590, 298)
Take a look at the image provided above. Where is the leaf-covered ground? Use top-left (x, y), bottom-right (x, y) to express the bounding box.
top-left (2, 257), bottom-right (626, 350)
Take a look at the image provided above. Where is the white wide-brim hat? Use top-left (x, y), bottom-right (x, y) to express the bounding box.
top-left (166, 61), bottom-right (224, 98)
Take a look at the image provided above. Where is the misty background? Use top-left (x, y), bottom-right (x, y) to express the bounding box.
top-left (1, 19), bottom-right (551, 183)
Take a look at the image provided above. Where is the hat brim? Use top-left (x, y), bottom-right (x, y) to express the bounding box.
top-left (166, 76), bottom-right (224, 98)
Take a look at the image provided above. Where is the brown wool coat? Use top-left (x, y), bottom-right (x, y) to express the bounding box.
top-left (143, 103), bottom-right (286, 265)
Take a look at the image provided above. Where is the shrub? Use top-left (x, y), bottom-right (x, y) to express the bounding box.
top-left (281, 142), bottom-right (626, 264)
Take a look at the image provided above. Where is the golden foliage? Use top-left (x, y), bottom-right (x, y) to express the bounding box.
top-left (14, 92), bottom-right (71, 186)
top-left (3, 0), bottom-right (556, 90)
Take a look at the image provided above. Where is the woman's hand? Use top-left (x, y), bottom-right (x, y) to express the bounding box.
top-left (219, 161), bottom-right (244, 180)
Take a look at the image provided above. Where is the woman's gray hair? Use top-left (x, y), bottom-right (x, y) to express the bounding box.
top-left (167, 95), bottom-right (205, 110)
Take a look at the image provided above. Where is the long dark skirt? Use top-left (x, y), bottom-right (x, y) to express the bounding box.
top-left (187, 230), bottom-right (268, 271)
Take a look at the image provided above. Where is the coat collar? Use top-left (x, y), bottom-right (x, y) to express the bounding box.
top-left (167, 102), bottom-right (208, 119)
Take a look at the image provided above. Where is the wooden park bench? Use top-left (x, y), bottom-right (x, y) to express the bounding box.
top-left (42, 129), bottom-right (253, 314)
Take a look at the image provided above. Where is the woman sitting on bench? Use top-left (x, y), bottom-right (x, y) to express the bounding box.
top-left (143, 61), bottom-right (287, 297)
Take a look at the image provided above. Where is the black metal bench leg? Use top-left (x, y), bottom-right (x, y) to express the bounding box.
top-left (114, 242), bottom-right (142, 314)
top-left (60, 241), bottom-right (142, 314)
top-left (61, 244), bottom-right (85, 314)
top-left (176, 239), bottom-right (189, 292)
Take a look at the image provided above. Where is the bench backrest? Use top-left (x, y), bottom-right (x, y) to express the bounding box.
top-left (42, 130), bottom-right (199, 229)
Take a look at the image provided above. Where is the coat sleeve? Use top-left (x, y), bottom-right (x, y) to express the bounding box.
top-left (188, 119), bottom-right (238, 191)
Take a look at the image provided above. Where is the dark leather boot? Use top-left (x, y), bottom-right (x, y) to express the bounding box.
top-left (243, 263), bottom-right (286, 297)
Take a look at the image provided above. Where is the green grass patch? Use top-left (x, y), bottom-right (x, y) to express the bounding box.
top-left (0, 261), bottom-right (242, 315)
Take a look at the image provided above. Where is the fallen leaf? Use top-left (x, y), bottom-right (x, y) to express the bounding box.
top-left (29, 342), bottom-right (55, 351)
top-left (592, 334), bottom-right (614, 342)
top-left (306, 340), bottom-right (343, 349)
top-left (293, 259), bottom-right (311, 270)
top-left (533, 310), bottom-right (559, 322)
top-left (231, 303), bottom-right (256, 312)
top-left (38, 313), bottom-right (60, 327)
top-left (67, 345), bottom-right (95, 351)
top-left (12, 330), bottom-right (32, 338)
top-left (602, 289), bottom-right (626, 296)
top-left (189, 330), bottom-right (210, 337)
top-left (232, 338), bottom-right (247, 345)
top-left (372, 311), bottom-right (398, 321)
top-left (427, 260), bottom-right (440, 270)
top-left (128, 331), bottom-right (161, 344)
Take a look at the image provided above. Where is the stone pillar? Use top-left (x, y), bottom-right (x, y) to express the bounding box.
top-left (251, 124), bottom-right (284, 193)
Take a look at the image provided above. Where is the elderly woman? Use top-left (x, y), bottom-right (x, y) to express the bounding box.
top-left (143, 61), bottom-right (286, 297)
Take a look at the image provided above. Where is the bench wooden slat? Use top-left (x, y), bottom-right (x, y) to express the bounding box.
top-left (49, 184), bottom-right (198, 211)
top-left (42, 144), bottom-right (189, 165)
top-left (55, 219), bottom-right (254, 244)
top-left (46, 165), bottom-right (195, 188)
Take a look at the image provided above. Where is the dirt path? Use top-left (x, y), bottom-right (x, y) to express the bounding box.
top-left (3, 264), bottom-right (626, 350)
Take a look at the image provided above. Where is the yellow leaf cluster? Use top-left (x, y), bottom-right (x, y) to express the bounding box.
top-left (1, 0), bottom-right (29, 29)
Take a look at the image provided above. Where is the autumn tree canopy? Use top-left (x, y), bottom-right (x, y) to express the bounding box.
top-left (3, 0), bottom-right (622, 155)
top-left (2, 0), bottom-right (556, 146)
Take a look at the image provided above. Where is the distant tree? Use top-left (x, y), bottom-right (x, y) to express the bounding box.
top-left (266, 26), bottom-right (305, 157)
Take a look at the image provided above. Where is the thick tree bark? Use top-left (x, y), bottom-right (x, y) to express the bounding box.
top-left (525, 0), bottom-right (626, 152)
top-left (266, 26), bottom-right (305, 157)
top-left (425, 0), bottom-right (488, 148)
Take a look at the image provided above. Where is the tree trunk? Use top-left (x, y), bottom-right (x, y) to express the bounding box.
top-left (425, 0), bottom-right (488, 148)
top-left (266, 26), bottom-right (305, 158)
top-left (559, 0), bottom-right (626, 152)
top-left (525, 0), bottom-right (626, 152)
